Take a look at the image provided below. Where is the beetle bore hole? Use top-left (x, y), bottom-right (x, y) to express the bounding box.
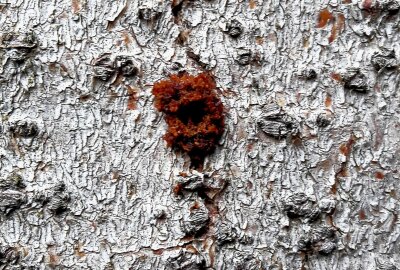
top-left (177, 101), bottom-right (207, 125)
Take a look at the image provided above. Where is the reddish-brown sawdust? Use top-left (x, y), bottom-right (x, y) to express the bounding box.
top-left (152, 72), bottom-right (225, 168)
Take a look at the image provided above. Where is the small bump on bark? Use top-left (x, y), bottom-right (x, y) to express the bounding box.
top-left (0, 190), bottom-right (26, 214)
top-left (92, 54), bottom-right (115, 81)
top-left (371, 48), bottom-right (397, 70)
top-left (300, 69), bottom-right (317, 80)
top-left (165, 250), bottom-right (206, 270)
top-left (233, 253), bottom-right (261, 270)
top-left (9, 121), bottom-right (39, 138)
top-left (115, 55), bottom-right (138, 77)
top-left (0, 173), bottom-right (25, 190)
top-left (380, 0), bottom-right (400, 14)
top-left (215, 220), bottom-right (238, 245)
top-left (226, 19), bottom-right (243, 38)
top-left (258, 103), bottom-right (297, 139)
top-left (342, 69), bottom-right (368, 92)
top-left (316, 111), bottom-right (333, 128)
top-left (236, 49), bottom-right (252, 65)
top-left (0, 245), bottom-right (21, 266)
top-left (182, 200), bottom-right (209, 236)
top-left (282, 193), bottom-right (320, 222)
top-left (173, 171), bottom-right (227, 199)
top-left (0, 31), bottom-right (37, 62)
top-left (138, 7), bottom-right (161, 21)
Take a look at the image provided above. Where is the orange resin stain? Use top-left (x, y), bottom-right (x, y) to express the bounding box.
top-left (325, 94), bottom-right (332, 107)
top-left (337, 167), bottom-right (348, 177)
top-left (249, 0), bottom-right (257, 9)
top-left (331, 72), bottom-right (342, 81)
top-left (339, 135), bottom-right (355, 158)
top-left (317, 8), bottom-right (334, 28)
top-left (126, 85), bottom-right (138, 110)
top-left (339, 144), bottom-right (348, 155)
top-left (375, 171), bottom-right (385, 180)
top-left (173, 183), bottom-right (183, 195)
top-left (152, 72), bottom-right (225, 168)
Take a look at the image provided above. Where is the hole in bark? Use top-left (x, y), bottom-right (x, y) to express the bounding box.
top-left (176, 101), bottom-right (206, 125)
top-left (152, 72), bottom-right (225, 169)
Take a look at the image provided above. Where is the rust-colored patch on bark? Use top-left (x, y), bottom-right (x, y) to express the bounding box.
top-left (331, 72), bottom-right (342, 81)
top-left (341, 135), bottom-right (355, 158)
top-left (359, 209), bottom-right (366, 220)
top-left (152, 72), bottom-right (225, 168)
top-left (328, 13), bottom-right (345, 43)
top-left (363, 0), bottom-right (373, 9)
top-left (48, 250), bottom-right (60, 267)
top-left (176, 29), bottom-right (191, 45)
top-left (122, 31), bottom-right (131, 45)
top-left (375, 171), bottom-right (384, 180)
top-left (112, 171), bottom-right (120, 180)
top-left (71, 0), bottom-right (81, 14)
top-left (319, 159), bottom-right (333, 171)
top-left (48, 63), bottom-right (57, 73)
top-left (190, 201), bottom-right (200, 211)
top-left (246, 143), bottom-right (254, 151)
top-left (337, 167), bottom-right (348, 177)
top-left (126, 85), bottom-right (138, 110)
top-left (209, 241), bottom-right (216, 267)
top-left (255, 36), bottom-right (264, 45)
top-left (152, 249), bottom-right (164, 255)
top-left (291, 134), bottom-right (303, 147)
top-left (185, 245), bottom-right (198, 254)
top-left (337, 14), bottom-right (346, 33)
top-left (342, 0), bottom-right (352, 3)
top-left (249, 0), bottom-right (257, 9)
top-left (339, 144), bottom-right (350, 157)
top-left (317, 8), bottom-right (334, 28)
top-left (74, 242), bottom-right (86, 258)
top-left (173, 183), bottom-right (183, 195)
top-left (325, 94), bottom-right (332, 107)
top-left (179, 171), bottom-right (189, 177)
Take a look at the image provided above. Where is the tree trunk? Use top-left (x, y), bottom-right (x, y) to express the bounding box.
top-left (0, 0), bottom-right (399, 269)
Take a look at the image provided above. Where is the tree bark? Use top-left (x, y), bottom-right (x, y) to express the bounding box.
top-left (0, 0), bottom-right (399, 269)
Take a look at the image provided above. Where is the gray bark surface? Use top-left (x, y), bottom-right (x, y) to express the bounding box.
top-left (0, 0), bottom-right (399, 269)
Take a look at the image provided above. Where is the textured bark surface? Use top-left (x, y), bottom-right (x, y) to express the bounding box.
top-left (0, 0), bottom-right (400, 269)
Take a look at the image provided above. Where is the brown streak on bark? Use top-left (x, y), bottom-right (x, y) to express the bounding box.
top-left (71, 0), bottom-right (81, 14)
top-left (249, 0), bottom-right (257, 9)
top-left (126, 85), bottom-right (138, 110)
top-left (317, 8), bottom-right (333, 28)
